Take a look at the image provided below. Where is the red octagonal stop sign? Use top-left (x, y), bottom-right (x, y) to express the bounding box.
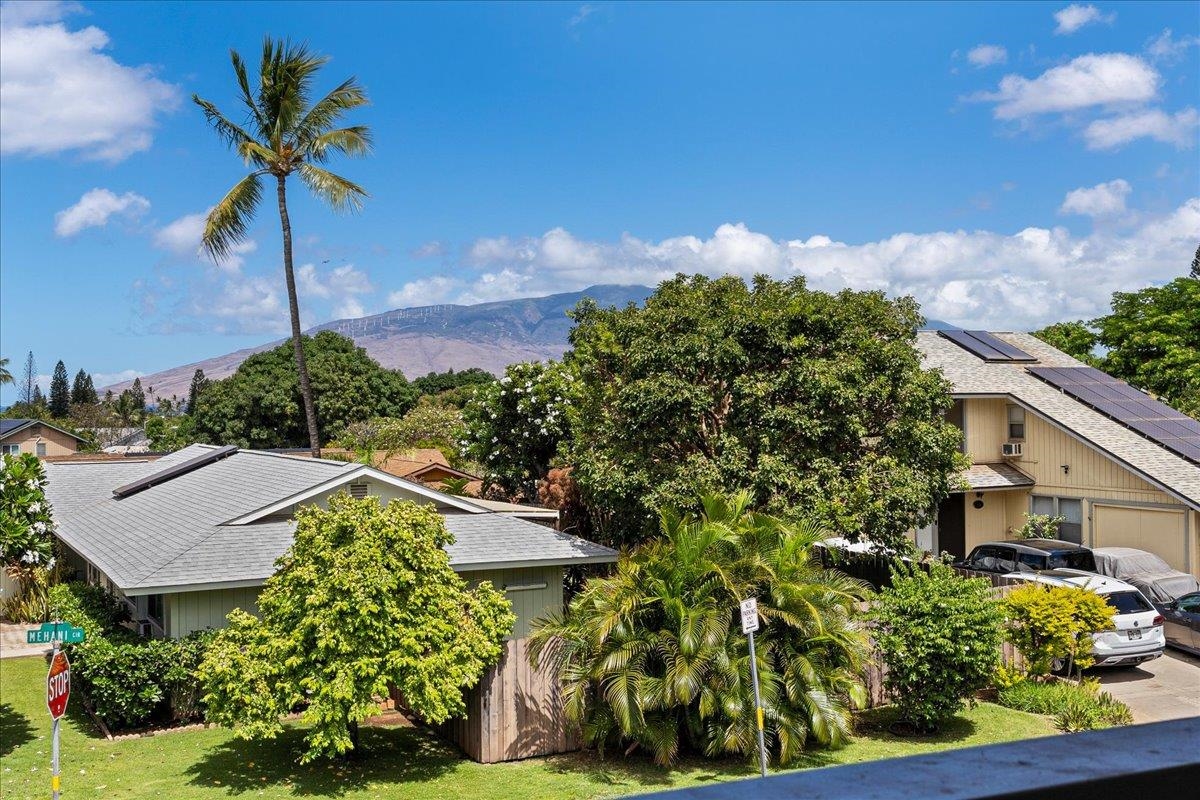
top-left (47, 650), bottom-right (70, 720)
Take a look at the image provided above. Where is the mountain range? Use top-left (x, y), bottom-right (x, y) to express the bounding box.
top-left (104, 285), bottom-right (655, 400)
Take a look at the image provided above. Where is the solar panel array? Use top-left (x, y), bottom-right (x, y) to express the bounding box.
top-left (1027, 367), bottom-right (1200, 465)
top-left (113, 445), bottom-right (239, 498)
top-left (939, 330), bottom-right (1037, 362)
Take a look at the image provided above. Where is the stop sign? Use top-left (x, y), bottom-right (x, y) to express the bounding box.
top-left (46, 650), bottom-right (70, 720)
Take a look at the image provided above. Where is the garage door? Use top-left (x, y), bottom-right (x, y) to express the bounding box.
top-left (1092, 504), bottom-right (1188, 572)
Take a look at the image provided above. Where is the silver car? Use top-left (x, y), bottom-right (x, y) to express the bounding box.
top-left (1005, 569), bottom-right (1165, 668)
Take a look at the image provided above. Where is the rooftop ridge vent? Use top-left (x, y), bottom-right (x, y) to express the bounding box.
top-left (112, 445), bottom-right (239, 499)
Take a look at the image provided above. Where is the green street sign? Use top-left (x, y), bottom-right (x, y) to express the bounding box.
top-left (27, 622), bottom-right (86, 645)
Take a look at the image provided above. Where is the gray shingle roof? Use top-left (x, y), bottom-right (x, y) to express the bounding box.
top-left (918, 331), bottom-right (1200, 510)
top-left (45, 444), bottom-right (616, 593)
top-left (961, 462), bottom-right (1035, 491)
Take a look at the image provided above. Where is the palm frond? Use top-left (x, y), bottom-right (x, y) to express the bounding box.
top-left (296, 77), bottom-right (370, 142)
top-left (304, 126), bottom-right (372, 163)
top-left (192, 96), bottom-right (257, 150)
top-left (202, 171), bottom-right (264, 261)
top-left (230, 49), bottom-right (267, 137)
top-left (297, 164), bottom-right (367, 213)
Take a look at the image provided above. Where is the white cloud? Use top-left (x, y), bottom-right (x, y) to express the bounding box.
top-left (1084, 108), bottom-right (1199, 150)
top-left (297, 263), bottom-right (374, 319)
top-left (967, 44), bottom-right (1008, 68)
top-left (1053, 4), bottom-right (1114, 36)
top-left (0, 1), bottom-right (180, 161)
top-left (1146, 28), bottom-right (1200, 63)
top-left (386, 200), bottom-right (1199, 331)
top-left (977, 53), bottom-right (1159, 120)
top-left (1059, 179), bottom-right (1131, 216)
top-left (568, 4), bottom-right (596, 28)
top-left (154, 211), bottom-right (256, 271)
top-left (410, 240), bottom-right (447, 259)
top-left (92, 368), bottom-right (143, 388)
top-left (54, 188), bottom-right (149, 236)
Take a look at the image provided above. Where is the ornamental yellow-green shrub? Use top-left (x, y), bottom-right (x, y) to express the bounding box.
top-left (198, 493), bottom-right (515, 761)
top-left (1002, 584), bottom-right (1114, 677)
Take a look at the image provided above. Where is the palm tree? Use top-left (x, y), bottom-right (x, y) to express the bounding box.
top-left (0, 357), bottom-right (12, 386)
top-left (530, 491), bottom-right (872, 767)
top-left (194, 38), bottom-right (371, 456)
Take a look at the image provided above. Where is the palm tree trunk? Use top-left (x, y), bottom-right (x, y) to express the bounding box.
top-left (276, 174), bottom-right (322, 457)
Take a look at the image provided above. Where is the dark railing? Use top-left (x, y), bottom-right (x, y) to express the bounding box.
top-left (632, 717), bottom-right (1200, 799)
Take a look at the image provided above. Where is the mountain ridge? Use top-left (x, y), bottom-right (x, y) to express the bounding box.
top-left (104, 285), bottom-right (655, 400)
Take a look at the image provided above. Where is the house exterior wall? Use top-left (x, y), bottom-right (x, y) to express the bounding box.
top-left (461, 565), bottom-right (563, 640)
top-left (1, 425), bottom-right (80, 457)
top-left (164, 587), bottom-right (261, 638)
top-left (956, 398), bottom-right (1197, 577)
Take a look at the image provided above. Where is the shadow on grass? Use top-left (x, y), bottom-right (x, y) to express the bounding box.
top-left (0, 702), bottom-right (35, 757)
top-left (854, 706), bottom-right (979, 743)
top-left (184, 724), bottom-right (462, 797)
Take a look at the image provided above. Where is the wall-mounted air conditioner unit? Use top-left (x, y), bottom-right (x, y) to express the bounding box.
top-left (1002, 442), bottom-right (1023, 458)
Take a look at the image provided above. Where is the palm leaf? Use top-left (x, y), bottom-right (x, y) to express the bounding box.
top-left (202, 172), bottom-right (264, 260)
top-left (297, 164), bottom-right (367, 213)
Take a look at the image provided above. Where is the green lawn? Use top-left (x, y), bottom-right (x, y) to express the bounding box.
top-left (1, 655), bottom-right (1056, 800)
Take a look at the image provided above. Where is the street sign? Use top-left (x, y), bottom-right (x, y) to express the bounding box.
top-left (740, 597), bottom-right (767, 778)
top-left (27, 622), bottom-right (86, 645)
top-left (740, 597), bottom-right (759, 634)
top-left (46, 650), bottom-right (70, 720)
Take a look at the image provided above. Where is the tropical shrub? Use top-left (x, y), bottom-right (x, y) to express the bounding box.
top-left (462, 360), bottom-right (572, 501)
top-left (530, 491), bottom-right (872, 767)
top-left (199, 494), bottom-right (515, 761)
top-left (1012, 513), bottom-right (1065, 540)
top-left (996, 676), bottom-right (1132, 732)
top-left (336, 405), bottom-right (467, 464)
top-left (1002, 584), bottom-right (1114, 677)
top-left (1, 453), bottom-right (55, 572)
top-left (48, 582), bottom-right (213, 730)
top-left (871, 561), bottom-right (1003, 732)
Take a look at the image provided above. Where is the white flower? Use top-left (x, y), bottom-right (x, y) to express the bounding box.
top-left (32, 522), bottom-right (46, 535)
top-left (20, 550), bottom-right (36, 564)
top-left (28, 502), bottom-right (42, 514)
top-left (500, 376), bottom-right (511, 385)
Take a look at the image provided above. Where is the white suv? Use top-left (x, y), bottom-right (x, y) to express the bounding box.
top-left (1004, 568), bottom-right (1165, 668)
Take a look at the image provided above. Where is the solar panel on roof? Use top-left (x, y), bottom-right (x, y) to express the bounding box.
top-left (1026, 366), bottom-right (1200, 465)
top-left (939, 330), bottom-right (1036, 362)
top-left (112, 445), bottom-right (238, 498)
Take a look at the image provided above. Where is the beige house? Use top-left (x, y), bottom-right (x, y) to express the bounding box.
top-left (916, 331), bottom-right (1200, 578)
top-left (0, 419), bottom-right (86, 457)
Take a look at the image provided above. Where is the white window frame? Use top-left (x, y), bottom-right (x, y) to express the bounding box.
top-left (1030, 495), bottom-right (1083, 543)
top-left (1, 444), bottom-right (19, 455)
top-left (1007, 404), bottom-right (1026, 441)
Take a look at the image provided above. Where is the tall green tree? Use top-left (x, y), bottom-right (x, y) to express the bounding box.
top-left (19, 351), bottom-right (36, 405)
top-left (564, 274), bottom-right (967, 549)
top-left (128, 378), bottom-right (147, 416)
top-left (530, 492), bottom-right (871, 766)
top-left (198, 494), bottom-right (514, 761)
top-left (48, 361), bottom-right (70, 418)
top-left (1093, 276), bottom-right (1199, 419)
top-left (1029, 321), bottom-right (1098, 366)
top-left (194, 37), bottom-right (371, 457)
top-left (187, 368), bottom-right (210, 413)
top-left (70, 369), bottom-right (98, 406)
top-left (191, 331), bottom-right (415, 448)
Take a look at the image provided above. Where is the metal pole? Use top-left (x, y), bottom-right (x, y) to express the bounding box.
top-left (747, 630), bottom-right (768, 778)
top-left (51, 642), bottom-right (61, 800)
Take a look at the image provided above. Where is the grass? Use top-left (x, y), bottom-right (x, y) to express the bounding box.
top-left (0, 655), bottom-right (1056, 799)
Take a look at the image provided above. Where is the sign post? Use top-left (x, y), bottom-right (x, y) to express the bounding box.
top-left (739, 597), bottom-right (768, 778)
top-left (47, 646), bottom-right (71, 800)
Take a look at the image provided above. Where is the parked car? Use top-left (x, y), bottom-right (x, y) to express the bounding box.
top-left (1091, 547), bottom-right (1200, 605)
top-left (1006, 569), bottom-right (1165, 668)
top-left (957, 539), bottom-right (1096, 575)
top-left (1160, 591), bottom-right (1200, 657)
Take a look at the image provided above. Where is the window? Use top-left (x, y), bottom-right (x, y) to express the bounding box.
top-left (35, 442), bottom-right (46, 456)
top-left (1105, 591), bottom-right (1152, 614)
top-left (1, 444), bottom-right (18, 455)
top-left (1007, 405), bottom-right (1026, 440)
top-left (946, 400), bottom-right (965, 453)
top-left (146, 594), bottom-right (164, 624)
top-left (1031, 496), bottom-right (1083, 544)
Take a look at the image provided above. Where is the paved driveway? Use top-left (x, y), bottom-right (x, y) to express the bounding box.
top-left (1094, 649), bottom-right (1200, 723)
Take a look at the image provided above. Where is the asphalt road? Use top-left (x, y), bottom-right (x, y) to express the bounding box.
top-left (1095, 648), bottom-right (1200, 723)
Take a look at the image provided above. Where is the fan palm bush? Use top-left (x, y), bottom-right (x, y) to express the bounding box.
top-left (529, 491), bottom-right (872, 766)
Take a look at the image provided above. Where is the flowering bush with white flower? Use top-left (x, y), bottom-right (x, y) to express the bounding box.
top-left (461, 361), bottom-right (573, 500)
top-left (1, 453), bottom-right (55, 572)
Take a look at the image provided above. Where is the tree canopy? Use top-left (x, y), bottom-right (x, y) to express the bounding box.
top-left (1031, 274), bottom-right (1200, 420)
top-left (563, 274), bottom-right (967, 549)
top-left (198, 494), bottom-right (514, 761)
top-left (530, 491), bottom-right (871, 766)
top-left (191, 331), bottom-right (416, 448)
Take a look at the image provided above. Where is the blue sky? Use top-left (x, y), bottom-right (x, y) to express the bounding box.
top-left (1, 0), bottom-right (1197, 400)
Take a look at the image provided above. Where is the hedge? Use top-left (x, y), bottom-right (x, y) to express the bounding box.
top-left (48, 582), bottom-right (215, 730)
